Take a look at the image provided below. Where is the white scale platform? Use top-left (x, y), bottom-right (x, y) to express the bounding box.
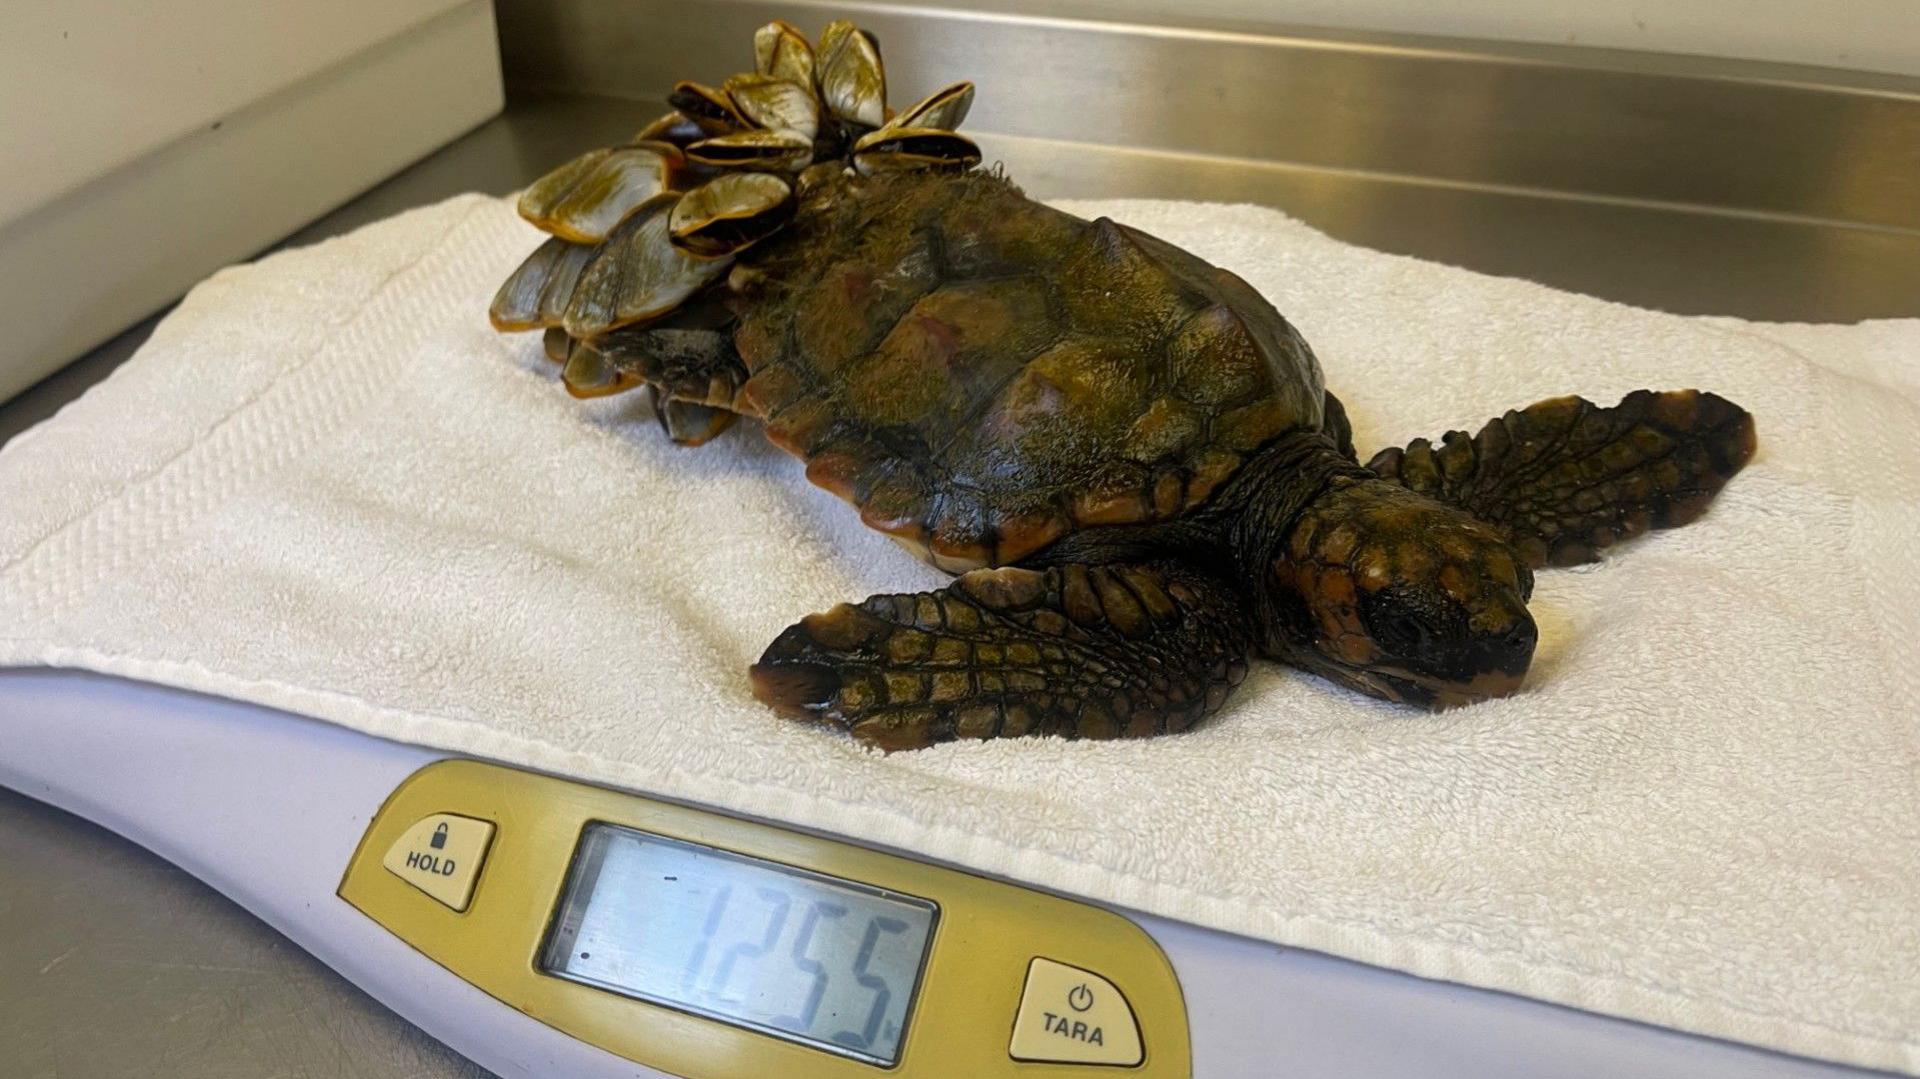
top-left (0, 668), bottom-right (1877, 1079)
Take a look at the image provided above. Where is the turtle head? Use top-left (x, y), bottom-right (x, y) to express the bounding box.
top-left (1265, 477), bottom-right (1536, 707)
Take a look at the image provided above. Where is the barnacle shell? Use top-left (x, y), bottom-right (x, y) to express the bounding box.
top-left (815, 20), bottom-right (886, 128)
top-left (667, 81), bottom-right (747, 134)
top-left (560, 340), bottom-right (642, 398)
top-left (516, 145), bottom-right (679, 244)
top-left (725, 73), bottom-right (821, 141)
top-left (753, 20), bottom-right (814, 86)
top-left (668, 172), bottom-right (795, 257)
top-left (563, 197), bottom-right (732, 337)
top-left (887, 81), bottom-right (974, 132)
top-left (635, 110), bottom-right (705, 146)
top-left (490, 236), bottom-right (596, 330)
top-left (657, 397), bottom-right (738, 444)
top-left (853, 127), bottom-right (981, 174)
top-left (686, 129), bottom-right (814, 172)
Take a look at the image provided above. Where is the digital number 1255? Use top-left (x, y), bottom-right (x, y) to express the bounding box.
top-left (676, 884), bottom-right (908, 1051)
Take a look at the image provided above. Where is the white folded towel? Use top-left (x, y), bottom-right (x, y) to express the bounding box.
top-left (2, 193), bottom-right (1915, 1073)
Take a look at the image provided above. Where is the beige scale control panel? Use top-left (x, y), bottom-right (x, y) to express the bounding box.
top-left (341, 761), bottom-right (1192, 1077)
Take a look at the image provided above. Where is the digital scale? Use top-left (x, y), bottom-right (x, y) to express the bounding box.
top-left (0, 668), bottom-right (1877, 1078)
top-left (345, 760), bottom-right (1178, 1075)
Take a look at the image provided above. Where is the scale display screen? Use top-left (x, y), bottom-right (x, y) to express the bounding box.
top-left (541, 823), bottom-right (938, 1064)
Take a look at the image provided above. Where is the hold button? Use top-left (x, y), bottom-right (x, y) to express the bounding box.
top-left (381, 813), bottom-right (494, 911)
top-left (1009, 957), bottom-right (1143, 1066)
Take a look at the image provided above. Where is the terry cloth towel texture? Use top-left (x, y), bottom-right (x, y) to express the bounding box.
top-left (2, 194), bottom-right (1917, 1073)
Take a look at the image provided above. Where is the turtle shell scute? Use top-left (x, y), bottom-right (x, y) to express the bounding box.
top-left (737, 169), bottom-right (1325, 569)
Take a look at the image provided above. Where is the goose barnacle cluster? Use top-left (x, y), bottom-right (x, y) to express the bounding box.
top-left (490, 19), bottom-right (980, 409)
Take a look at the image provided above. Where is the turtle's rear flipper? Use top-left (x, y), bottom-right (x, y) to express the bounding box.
top-left (542, 286), bottom-right (752, 447)
top-left (595, 289), bottom-right (751, 412)
top-left (1368, 389), bottom-right (1756, 568)
top-left (750, 562), bottom-right (1254, 751)
top-left (543, 329), bottom-right (740, 444)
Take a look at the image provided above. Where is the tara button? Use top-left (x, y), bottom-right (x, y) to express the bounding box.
top-left (1008, 956), bottom-right (1144, 1066)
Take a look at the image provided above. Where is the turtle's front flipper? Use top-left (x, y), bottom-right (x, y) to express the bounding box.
top-left (1368, 389), bottom-right (1755, 568)
top-left (751, 563), bottom-right (1254, 751)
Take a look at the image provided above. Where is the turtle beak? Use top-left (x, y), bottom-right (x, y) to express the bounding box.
top-left (1382, 665), bottom-right (1529, 708)
top-left (1341, 661), bottom-right (1526, 709)
top-left (1469, 601), bottom-right (1539, 681)
top-left (1383, 598), bottom-right (1537, 707)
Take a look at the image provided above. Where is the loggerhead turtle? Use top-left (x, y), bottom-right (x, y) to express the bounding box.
top-left (491, 20), bottom-right (1757, 750)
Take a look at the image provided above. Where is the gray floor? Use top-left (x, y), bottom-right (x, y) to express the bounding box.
top-left (0, 787), bottom-right (492, 1079)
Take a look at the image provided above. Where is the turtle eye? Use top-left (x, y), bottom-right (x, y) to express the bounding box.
top-left (1371, 607), bottom-right (1431, 653)
top-left (1358, 586), bottom-right (1458, 657)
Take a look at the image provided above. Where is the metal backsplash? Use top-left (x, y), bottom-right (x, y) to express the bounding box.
top-left (497, 0), bottom-right (1920, 230)
top-left (492, 0), bottom-right (1920, 319)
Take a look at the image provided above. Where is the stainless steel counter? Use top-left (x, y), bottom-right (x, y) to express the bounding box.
top-left (3, 5), bottom-right (1918, 1075)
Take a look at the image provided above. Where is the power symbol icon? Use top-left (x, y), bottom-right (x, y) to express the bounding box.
top-left (1067, 983), bottom-right (1095, 1012)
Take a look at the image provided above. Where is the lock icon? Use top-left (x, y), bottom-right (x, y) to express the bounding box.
top-left (430, 822), bottom-right (449, 850)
